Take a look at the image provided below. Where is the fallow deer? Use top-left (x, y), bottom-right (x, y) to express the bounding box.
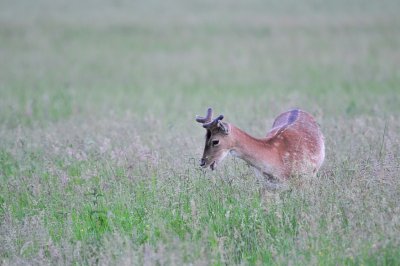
top-left (195, 108), bottom-right (325, 190)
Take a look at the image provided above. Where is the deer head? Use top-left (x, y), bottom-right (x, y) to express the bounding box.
top-left (196, 108), bottom-right (232, 170)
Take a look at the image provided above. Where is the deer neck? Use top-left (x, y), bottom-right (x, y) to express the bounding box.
top-left (229, 125), bottom-right (272, 169)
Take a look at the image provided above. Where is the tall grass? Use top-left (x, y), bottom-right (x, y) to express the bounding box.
top-left (1, 0), bottom-right (400, 264)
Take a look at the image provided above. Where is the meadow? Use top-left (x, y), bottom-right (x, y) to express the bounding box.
top-left (1, 0), bottom-right (400, 265)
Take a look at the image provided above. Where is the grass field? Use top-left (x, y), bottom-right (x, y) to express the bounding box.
top-left (1, 0), bottom-right (400, 265)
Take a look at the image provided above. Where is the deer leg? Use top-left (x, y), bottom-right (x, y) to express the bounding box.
top-left (262, 172), bottom-right (289, 191)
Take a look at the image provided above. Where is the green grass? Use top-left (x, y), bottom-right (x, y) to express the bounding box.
top-left (1, 0), bottom-right (400, 265)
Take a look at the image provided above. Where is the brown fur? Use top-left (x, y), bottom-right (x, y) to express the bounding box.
top-left (196, 108), bottom-right (325, 188)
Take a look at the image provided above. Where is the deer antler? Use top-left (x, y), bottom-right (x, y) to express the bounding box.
top-left (196, 107), bottom-right (213, 124)
top-left (196, 108), bottom-right (228, 132)
top-left (203, 115), bottom-right (224, 129)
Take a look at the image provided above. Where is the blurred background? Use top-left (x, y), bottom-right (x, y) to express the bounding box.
top-left (1, 0), bottom-right (399, 130)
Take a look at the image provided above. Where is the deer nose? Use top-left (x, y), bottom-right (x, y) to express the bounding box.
top-left (200, 158), bottom-right (206, 167)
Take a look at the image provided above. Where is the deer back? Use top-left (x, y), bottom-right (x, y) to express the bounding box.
top-left (265, 109), bottom-right (324, 177)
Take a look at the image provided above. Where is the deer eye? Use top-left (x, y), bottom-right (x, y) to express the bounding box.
top-left (211, 140), bottom-right (220, 146)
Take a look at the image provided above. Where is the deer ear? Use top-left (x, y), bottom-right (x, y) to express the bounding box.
top-left (218, 121), bottom-right (230, 134)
